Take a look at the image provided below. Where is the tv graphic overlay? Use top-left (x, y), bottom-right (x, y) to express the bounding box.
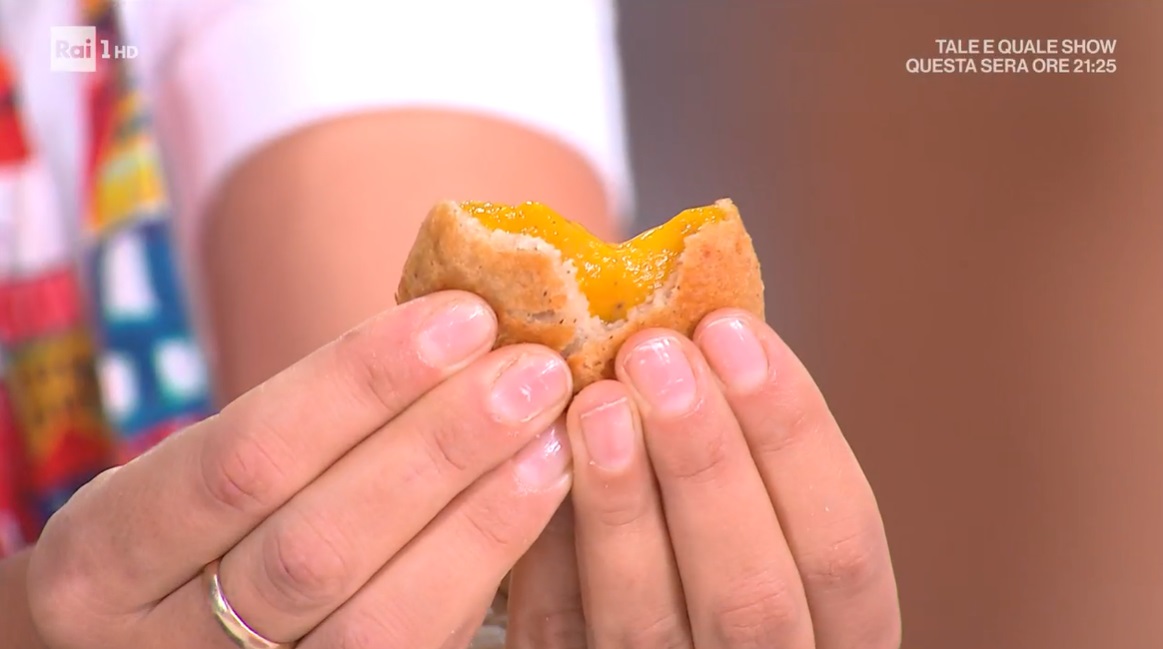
top-left (50, 25), bottom-right (138, 72)
top-left (50, 26), bottom-right (96, 72)
top-left (906, 38), bottom-right (1118, 75)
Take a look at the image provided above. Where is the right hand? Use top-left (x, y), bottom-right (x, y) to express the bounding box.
top-left (26, 291), bottom-right (574, 648)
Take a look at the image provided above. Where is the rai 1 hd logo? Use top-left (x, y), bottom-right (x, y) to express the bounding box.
top-left (50, 26), bottom-right (138, 72)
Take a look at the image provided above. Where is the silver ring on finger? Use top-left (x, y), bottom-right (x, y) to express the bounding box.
top-left (204, 560), bottom-right (297, 649)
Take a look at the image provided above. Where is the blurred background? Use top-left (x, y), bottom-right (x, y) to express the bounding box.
top-left (618, 3), bottom-right (1162, 648)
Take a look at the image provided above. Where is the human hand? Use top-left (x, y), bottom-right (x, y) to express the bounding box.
top-left (506, 310), bottom-right (901, 648)
top-left (26, 292), bottom-right (574, 649)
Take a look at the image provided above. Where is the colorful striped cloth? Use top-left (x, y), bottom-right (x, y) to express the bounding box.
top-left (0, 0), bottom-right (213, 556)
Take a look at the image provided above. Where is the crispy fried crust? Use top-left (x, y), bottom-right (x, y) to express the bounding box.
top-left (396, 199), bottom-right (765, 391)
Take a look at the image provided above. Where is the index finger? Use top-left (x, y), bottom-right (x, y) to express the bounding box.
top-left (30, 291), bottom-right (497, 615)
top-left (693, 310), bottom-right (901, 649)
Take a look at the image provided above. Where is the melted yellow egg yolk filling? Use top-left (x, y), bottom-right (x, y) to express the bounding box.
top-left (462, 201), bottom-right (726, 322)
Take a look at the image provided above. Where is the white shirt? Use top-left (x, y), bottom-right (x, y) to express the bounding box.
top-left (0, 0), bottom-right (633, 264)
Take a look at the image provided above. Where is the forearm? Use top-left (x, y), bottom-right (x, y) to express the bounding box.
top-left (0, 550), bottom-right (49, 648)
top-left (200, 108), bottom-right (617, 402)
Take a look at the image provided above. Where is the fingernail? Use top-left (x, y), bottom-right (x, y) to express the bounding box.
top-left (514, 420), bottom-right (572, 491)
top-left (579, 397), bottom-right (636, 472)
top-left (699, 317), bottom-right (769, 392)
top-left (417, 299), bottom-right (495, 368)
top-left (489, 353), bottom-right (571, 423)
top-left (623, 336), bottom-right (698, 416)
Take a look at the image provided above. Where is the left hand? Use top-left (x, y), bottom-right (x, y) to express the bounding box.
top-left (503, 309), bottom-right (901, 648)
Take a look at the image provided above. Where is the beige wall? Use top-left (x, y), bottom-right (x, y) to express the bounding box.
top-left (619, 3), bottom-right (1163, 648)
